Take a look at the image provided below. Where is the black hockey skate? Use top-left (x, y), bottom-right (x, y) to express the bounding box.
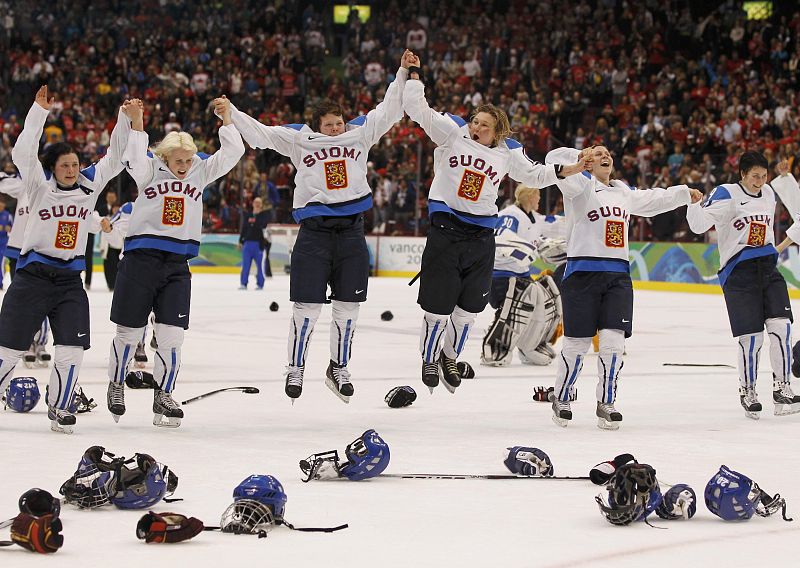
top-left (552, 399), bottom-right (572, 427)
top-left (422, 361), bottom-right (439, 394)
top-left (134, 342), bottom-right (148, 369)
top-left (325, 361), bottom-right (354, 404)
top-left (773, 382), bottom-right (800, 416)
top-left (48, 405), bottom-right (76, 434)
top-left (439, 354), bottom-right (461, 394)
top-left (596, 402), bottom-right (623, 430)
top-left (107, 382), bottom-right (125, 423)
top-left (740, 386), bottom-right (762, 420)
top-left (153, 389), bottom-right (183, 428)
top-left (284, 365), bottom-right (304, 402)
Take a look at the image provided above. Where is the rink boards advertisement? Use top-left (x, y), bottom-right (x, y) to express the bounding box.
top-left (131, 230), bottom-right (800, 295)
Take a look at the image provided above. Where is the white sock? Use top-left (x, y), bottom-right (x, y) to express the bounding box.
top-left (766, 318), bottom-right (792, 387)
top-left (153, 323), bottom-right (184, 393)
top-left (288, 302), bottom-right (322, 367)
top-left (442, 306), bottom-right (478, 360)
top-left (108, 325), bottom-right (146, 385)
top-left (736, 332), bottom-right (763, 390)
top-left (47, 345), bottom-right (84, 411)
top-left (596, 328), bottom-right (625, 404)
top-left (0, 345), bottom-right (24, 393)
top-left (554, 336), bottom-right (591, 402)
top-left (420, 312), bottom-right (449, 363)
top-left (330, 301), bottom-right (359, 366)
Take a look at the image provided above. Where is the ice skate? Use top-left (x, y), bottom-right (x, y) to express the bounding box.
top-left (284, 365), bottom-right (304, 402)
top-left (421, 361), bottom-right (439, 394)
top-left (596, 402), bottom-right (623, 430)
top-left (107, 382), bottom-right (125, 423)
top-left (325, 361), bottom-right (354, 404)
top-left (552, 399), bottom-right (572, 427)
top-left (47, 405), bottom-right (76, 434)
top-left (773, 383), bottom-right (800, 416)
top-left (439, 354), bottom-right (461, 394)
top-left (23, 344), bottom-right (36, 369)
top-left (739, 386), bottom-right (761, 420)
top-left (153, 389), bottom-right (183, 428)
top-left (134, 342), bottom-right (148, 369)
top-left (35, 344), bottom-right (51, 367)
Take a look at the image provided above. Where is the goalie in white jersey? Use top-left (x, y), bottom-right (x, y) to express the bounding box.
top-left (0, 86), bottom-right (130, 434)
top-left (546, 144), bottom-right (701, 429)
top-left (403, 55), bottom-right (585, 394)
top-left (687, 152), bottom-right (800, 418)
top-left (482, 185), bottom-right (567, 367)
top-left (105, 97), bottom-right (244, 428)
top-left (226, 51), bottom-right (415, 404)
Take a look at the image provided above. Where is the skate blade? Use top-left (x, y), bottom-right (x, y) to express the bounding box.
top-left (153, 414), bottom-right (182, 428)
top-left (427, 386), bottom-right (435, 395)
top-left (552, 414), bottom-right (570, 428)
top-left (51, 421), bottom-right (74, 435)
top-left (597, 417), bottom-right (621, 430)
top-left (774, 403), bottom-right (800, 416)
top-left (112, 414), bottom-right (121, 423)
top-left (325, 378), bottom-right (351, 404)
top-left (744, 410), bottom-right (761, 420)
top-left (441, 379), bottom-right (458, 394)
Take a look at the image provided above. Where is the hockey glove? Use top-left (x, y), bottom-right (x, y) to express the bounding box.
top-left (125, 370), bottom-right (157, 389)
top-left (457, 361), bottom-right (475, 379)
top-left (503, 446), bottom-right (554, 477)
top-left (589, 453), bottom-right (636, 486)
top-left (532, 386), bottom-right (577, 402)
top-left (136, 511), bottom-right (204, 543)
top-left (385, 386), bottom-right (417, 408)
top-left (11, 513), bottom-right (63, 553)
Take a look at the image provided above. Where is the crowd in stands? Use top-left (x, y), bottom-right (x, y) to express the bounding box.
top-left (2, 0), bottom-right (800, 241)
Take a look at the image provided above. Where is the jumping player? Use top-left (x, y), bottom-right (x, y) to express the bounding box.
top-left (402, 55), bottom-right (585, 395)
top-left (0, 86), bottom-right (131, 433)
top-left (225, 51), bottom-right (415, 403)
top-left (105, 97), bottom-right (244, 427)
top-left (545, 144), bottom-right (701, 429)
top-left (687, 153), bottom-right (800, 418)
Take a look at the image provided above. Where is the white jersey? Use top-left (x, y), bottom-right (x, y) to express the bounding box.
top-left (403, 79), bottom-right (559, 229)
top-left (686, 178), bottom-right (793, 285)
top-left (0, 171), bottom-right (26, 259)
top-left (122, 125), bottom-right (244, 258)
top-left (493, 204), bottom-right (564, 276)
top-left (12, 103), bottom-right (131, 271)
top-left (546, 147), bottom-right (692, 279)
top-left (103, 200), bottom-right (133, 251)
top-left (230, 67), bottom-right (408, 222)
top-left (767, 174), bottom-right (800, 245)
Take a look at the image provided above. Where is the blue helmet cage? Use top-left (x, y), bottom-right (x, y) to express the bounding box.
top-left (705, 465), bottom-right (758, 521)
top-left (340, 429), bottom-right (390, 481)
top-left (233, 475), bottom-right (287, 520)
top-left (111, 453), bottom-right (172, 510)
top-left (3, 377), bottom-right (40, 412)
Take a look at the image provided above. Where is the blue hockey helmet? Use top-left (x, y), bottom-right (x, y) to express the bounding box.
top-left (705, 465), bottom-right (759, 521)
top-left (233, 475), bottom-right (287, 520)
top-left (3, 377), bottom-right (40, 412)
top-left (656, 483), bottom-right (697, 520)
top-left (339, 429), bottom-right (390, 481)
top-left (111, 453), bottom-right (177, 510)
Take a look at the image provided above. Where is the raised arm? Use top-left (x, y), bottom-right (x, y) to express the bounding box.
top-left (357, 50), bottom-right (412, 146)
top-left (84, 101), bottom-right (134, 188)
top-left (226, 100), bottom-right (299, 157)
top-left (402, 72), bottom-right (461, 146)
top-left (202, 97), bottom-right (245, 184)
top-left (121, 101), bottom-right (154, 188)
top-left (686, 186), bottom-right (732, 234)
top-left (545, 147), bottom-right (591, 199)
top-left (0, 171), bottom-right (25, 198)
top-left (11, 86), bottom-right (51, 185)
top-left (769, 160), bottom-right (800, 217)
top-left (507, 141), bottom-right (560, 189)
top-left (627, 184), bottom-right (701, 217)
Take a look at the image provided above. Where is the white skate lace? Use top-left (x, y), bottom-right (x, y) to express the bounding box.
top-left (156, 391), bottom-right (180, 410)
top-left (598, 403), bottom-right (617, 415)
top-left (108, 383), bottom-right (125, 406)
top-left (285, 367), bottom-right (304, 387)
top-left (330, 365), bottom-right (351, 387)
top-left (422, 362), bottom-right (439, 375)
top-left (554, 400), bottom-right (571, 411)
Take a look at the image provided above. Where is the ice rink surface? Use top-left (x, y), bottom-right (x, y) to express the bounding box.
top-left (1, 273), bottom-right (799, 567)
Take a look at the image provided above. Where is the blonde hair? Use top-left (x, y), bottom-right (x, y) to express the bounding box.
top-left (472, 104), bottom-right (512, 143)
top-left (514, 185), bottom-right (540, 205)
top-left (152, 131), bottom-right (198, 161)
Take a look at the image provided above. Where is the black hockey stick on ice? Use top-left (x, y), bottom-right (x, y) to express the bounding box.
top-left (180, 387), bottom-right (260, 405)
top-left (663, 363), bottom-right (735, 368)
top-left (381, 473), bottom-right (590, 480)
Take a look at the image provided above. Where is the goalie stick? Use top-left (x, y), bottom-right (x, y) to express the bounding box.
top-left (381, 473), bottom-right (590, 480)
top-left (180, 387), bottom-right (260, 405)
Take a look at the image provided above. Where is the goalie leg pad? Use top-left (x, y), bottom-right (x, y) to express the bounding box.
top-left (596, 328), bottom-right (625, 404)
top-left (481, 277), bottom-right (535, 366)
top-left (442, 306), bottom-right (478, 360)
top-left (518, 276), bottom-right (562, 365)
top-left (108, 325), bottom-right (146, 385)
top-left (554, 336), bottom-right (591, 402)
top-left (289, 302), bottom-right (322, 367)
top-left (737, 332), bottom-right (763, 390)
top-left (152, 323), bottom-right (184, 393)
top-left (330, 301), bottom-right (359, 366)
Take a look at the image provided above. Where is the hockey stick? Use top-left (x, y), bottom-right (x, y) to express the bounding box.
top-left (381, 473), bottom-right (590, 480)
top-left (181, 387), bottom-right (260, 405)
top-left (663, 363), bottom-right (735, 368)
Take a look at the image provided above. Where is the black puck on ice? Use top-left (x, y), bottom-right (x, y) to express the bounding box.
top-left (380, 310), bottom-right (394, 321)
top-left (269, 301), bottom-right (280, 312)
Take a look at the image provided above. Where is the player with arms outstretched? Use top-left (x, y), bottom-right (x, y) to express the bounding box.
top-left (0, 86), bottom-right (128, 433)
top-left (105, 97), bottom-right (244, 427)
top-left (226, 51), bottom-right (415, 403)
top-left (403, 55), bottom-right (585, 394)
top-left (546, 144), bottom-right (701, 429)
top-left (687, 153), bottom-right (800, 418)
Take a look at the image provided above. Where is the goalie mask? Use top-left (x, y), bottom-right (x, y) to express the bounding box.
top-left (300, 429), bottom-right (390, 482)
top-left (59, 446), bottom-right (119, 509)
top-left (3, 377), bottom-right (40, 412)
top-left (110, 453), bottom-right (178, 510)
top-left (233, 475), bottom-right (287, 521)
top-left (596, 463), bottom-right (662, 526)
top-left (704, 465), bottom-right (791, 521)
